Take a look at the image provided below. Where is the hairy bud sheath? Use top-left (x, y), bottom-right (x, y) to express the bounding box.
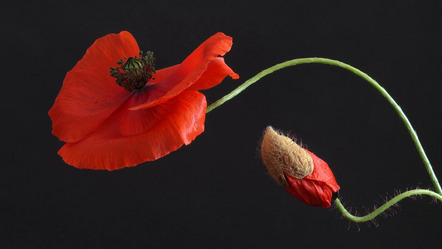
top-left (261, 126), bottom-right (314, 185)
top-left (260, 126), bottom-right (340, 208)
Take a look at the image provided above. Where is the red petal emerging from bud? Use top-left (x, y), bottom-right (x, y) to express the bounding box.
top-left (284, 150), bottom-right (340, 208)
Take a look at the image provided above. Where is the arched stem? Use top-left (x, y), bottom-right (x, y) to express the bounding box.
top-left (207, 57), bottom-right (441, 194)
top-left (334, 190), bottom-right (442, 223)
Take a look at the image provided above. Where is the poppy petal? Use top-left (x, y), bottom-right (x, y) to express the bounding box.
top-left (58, 90), bottom-right (207, 170)
top-left (285, 175), bottom-right (335, 208)
top-left (129, 32), bottom-right (235, 111)
top-left (284, 150), bottom-right (340, 208)
top-left (149, 65), bottom-right (180, 84)
top-left (188, 57), bottom-right (239, 90)
top-left (49, 31), bottom-right (140, 143)
top-left (303, 150), bottom-right (340, 193)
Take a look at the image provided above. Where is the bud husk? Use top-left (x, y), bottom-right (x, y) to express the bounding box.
top-left (261, 126), bottom-right (314, 185)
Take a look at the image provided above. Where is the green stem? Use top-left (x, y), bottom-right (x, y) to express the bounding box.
top-left (207, 57), bottom-right (441, 194)
top-left (334, 190), bottom-right (442, 223)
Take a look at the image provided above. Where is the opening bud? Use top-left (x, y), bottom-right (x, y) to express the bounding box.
top-left (261, 126), bottom-right (314, 185)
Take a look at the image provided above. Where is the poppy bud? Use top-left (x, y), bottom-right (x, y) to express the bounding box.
top-left (261, 126), bottom-right (340, 208)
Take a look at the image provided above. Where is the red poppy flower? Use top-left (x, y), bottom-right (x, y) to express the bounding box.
top-left (261, 126), bottom-right (340, 208)
top-left (49, 31), bottom-right (238, 170)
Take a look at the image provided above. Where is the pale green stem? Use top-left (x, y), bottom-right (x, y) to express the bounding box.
top-left (334, 190), bottom-right (442, 223)
top-left (207, 57), bottom-right (441, 194)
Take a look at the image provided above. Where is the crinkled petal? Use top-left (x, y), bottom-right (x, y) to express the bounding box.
top-left (188, 57), bottom-right (239, 90)
top-left (58, 91), bottom-right (207, 170)
top-left (130, 32), bottom-right (235, 111)
top-left (285, 175), bottom-right (334, 208)
top-left (284, 150), bottom-right (340, 208)
top-left (49, 31), bottom-right (139, 143)
top-left (149, 65), bottom-right (179, 84)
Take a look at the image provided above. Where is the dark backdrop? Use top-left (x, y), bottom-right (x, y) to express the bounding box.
top-left (3, 0), bottom-right (442, 248)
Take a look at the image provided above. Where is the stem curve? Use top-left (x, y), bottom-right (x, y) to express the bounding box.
top-left (207, 57), bottom-right (441, 194)
top-left (334, 190), bottom-right (442, 223)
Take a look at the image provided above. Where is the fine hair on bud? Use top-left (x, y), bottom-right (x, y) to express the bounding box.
top-left (260, 126), bottom-right (314, 186)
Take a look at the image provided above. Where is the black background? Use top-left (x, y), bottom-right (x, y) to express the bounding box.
top-left (3, 0), bottom-right (442, 248)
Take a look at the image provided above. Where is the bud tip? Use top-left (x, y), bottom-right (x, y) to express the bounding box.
top-left (260, 126), bottom-right (314, 185)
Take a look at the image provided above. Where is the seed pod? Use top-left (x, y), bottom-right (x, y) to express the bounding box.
top-left (261, 126), bottom-right (314, 185)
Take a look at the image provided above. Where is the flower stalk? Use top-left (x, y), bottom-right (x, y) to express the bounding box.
top-left (334, 189), bottom-right (442, 223)
top-left (207, 57), bottom-right (441, 195)
top-left (207, 57), bottom-right (441, 222)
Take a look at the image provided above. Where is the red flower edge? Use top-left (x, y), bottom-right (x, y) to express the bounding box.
top-left (49, 31), bottom-right (238, 170)
top-left (284, 149), bottom-right (340, 208)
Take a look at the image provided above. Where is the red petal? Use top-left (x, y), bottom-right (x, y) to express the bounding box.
top-left (188, 57), bottom-right (239, 90)
top-left (149, 65), bottom-right (179, 84)
top-left (58, 91), bottom-right (207, 170)
top-left (49, 31), bottom-right (139, 143)
top-left (284, 150), bottom-right (340, 208)
top-left (130, 32), bottom-right (236, 111)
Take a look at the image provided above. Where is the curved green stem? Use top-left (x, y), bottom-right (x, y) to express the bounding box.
top-left (334, 190), bottom-right (442, 223)
top-left (207, 57), bottom-right (441, 194)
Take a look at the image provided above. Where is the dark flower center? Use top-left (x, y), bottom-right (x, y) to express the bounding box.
top-left (110, 51), bottom-right (156, 91)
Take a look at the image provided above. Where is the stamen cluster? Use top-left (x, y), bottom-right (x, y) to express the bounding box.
top-left (110, 51), bottom-right (156, 91)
